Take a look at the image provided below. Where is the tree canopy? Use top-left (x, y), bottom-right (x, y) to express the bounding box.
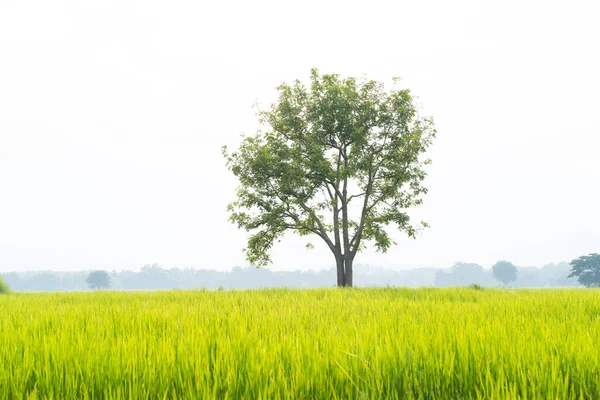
top-left (86, 270), bottom-right (111, 290)
top-left (492, 260), bottom-right (518, 286)
top-left (224, 69), bottom-right (436, 286)
top-left (0, 276), bottom-right (10, 294)
top-left (568, 253), bottom-right (600, 288)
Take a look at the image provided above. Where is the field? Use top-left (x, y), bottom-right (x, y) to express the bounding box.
top-left (1, 288), bottom-right (599, 399)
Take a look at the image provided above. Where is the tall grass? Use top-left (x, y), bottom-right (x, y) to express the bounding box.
top-left (1, 288), bottom-right (599, 399)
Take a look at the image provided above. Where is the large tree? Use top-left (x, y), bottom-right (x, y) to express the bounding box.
top-left (86, 270), bottom-right (111, 290)
top-left (492, 260), bottom-right (518, 286)
top-left (223, 70), bottom-right (436, 287)
top-left (568, 253), bottom-right (600, 287)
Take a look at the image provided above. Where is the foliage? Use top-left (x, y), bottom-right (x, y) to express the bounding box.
top-left (451, 262), bottom-right (484, 274)
top-left (568, 253), bottom-right (600, 287)
top-left (86, 270), bottom-right (111, 290)
top-left (2, 264), bottom-right (583, 291)
top-left (1, 289), bottom-right (600, 398)
top-left (492, 260), bottom-right (518, 286)
top-left (542, 262), bottom-right (580, 287)
top-left (0, 276), bottom-right (10, 294)
top-left (434, 262), bottom-right (492, 287)
top-left (224, 69), bottom-right (436, 286)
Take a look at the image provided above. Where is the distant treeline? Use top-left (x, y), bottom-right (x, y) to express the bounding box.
top-left (0, 262), bottom-right (579, 292)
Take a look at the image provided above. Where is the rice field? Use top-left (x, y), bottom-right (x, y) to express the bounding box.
top-left (1, 288), bottom-right (599, 399)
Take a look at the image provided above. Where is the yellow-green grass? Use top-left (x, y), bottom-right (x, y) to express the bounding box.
top-left (1, 288), bottom-right (599, 399)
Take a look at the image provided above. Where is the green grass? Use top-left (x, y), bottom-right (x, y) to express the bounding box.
top-left (1, 288), bottom-right (599, 399)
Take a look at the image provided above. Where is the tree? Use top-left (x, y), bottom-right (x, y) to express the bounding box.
top-left (86, 270), bottom-right (111, 290)
top-left (0, 275), bottom-right (10, 294)
top-left (223, 69), bottom-right (436, 287)
top-left (492, 260), bottom-right (518, 286)
top-left (568, 253), bottom-right (600, 287)
top-left (434, 262), bottom-right (490, 287)
top-left (542, 262), bottom-right (580, 287)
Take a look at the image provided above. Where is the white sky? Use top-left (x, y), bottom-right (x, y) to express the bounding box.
top-left (1, 0), bottom-right (598, 272)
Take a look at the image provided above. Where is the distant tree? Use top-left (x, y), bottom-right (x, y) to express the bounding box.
top-left (492, 261), bottom-right (518, 286)
top-left (568, 253), bottom-right (600, 288)
top-left (28, 272), bottom-right (60, 291)
top-left (434, 262), bottom-right (490, 287)
top-left (86, 270), bottom-right (111, 290)
top-left (0, 276), bottom-right (10, 294)
top-left (452, 262), bottom-right (484, 276)
top-left (450, 262), bottom-right (488, 286)
top-left (542, 262), bottom-right (580, 287)
top-left (223, 69), bottom-right (436, 287)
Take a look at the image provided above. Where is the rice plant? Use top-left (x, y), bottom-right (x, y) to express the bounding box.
top-left (1, 288), bottom-right (599, 399)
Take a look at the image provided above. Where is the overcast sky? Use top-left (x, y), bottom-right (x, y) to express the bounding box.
top-left (1, 0), bottom-right (598, 272)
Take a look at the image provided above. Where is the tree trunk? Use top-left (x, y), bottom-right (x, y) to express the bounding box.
top-left (344, 256), bottom-right (353, 287)
top-left (336, 255), bottom-right (345, 287)
top-left (333, 254), bottom-right (353, 288)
